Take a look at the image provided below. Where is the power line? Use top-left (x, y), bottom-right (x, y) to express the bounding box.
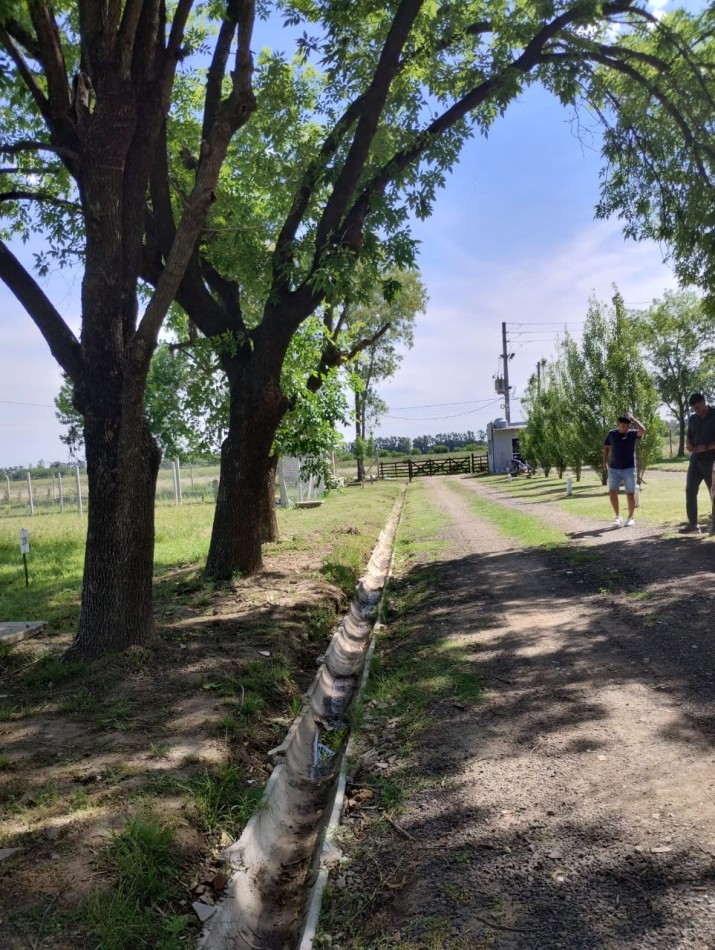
top-left (0, 399), bottom-right (55, 408)
top-left (385, 398), bottom-right (502, 422)
top-left (387, 396), bottom-right (503, 411)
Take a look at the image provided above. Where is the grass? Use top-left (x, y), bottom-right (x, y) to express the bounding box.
top-left (449, 479), bottom-right (568, 548)
top-left (0, 480), bottom-right (404, 950)
top-left (80, 812), bottom-right (188, 950)
top-left (480, 466), bottom-right (698, 529)
top-left (0, 480), bottom-right (402, 631)
top-left (185, 762), bottom-right (263, 834)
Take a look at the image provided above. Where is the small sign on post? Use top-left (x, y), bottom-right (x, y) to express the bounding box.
top-left (19, 528), bottom-right (29, 586)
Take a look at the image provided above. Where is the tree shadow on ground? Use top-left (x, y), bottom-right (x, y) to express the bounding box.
top-left (329, 530), bottom-right (715, 948)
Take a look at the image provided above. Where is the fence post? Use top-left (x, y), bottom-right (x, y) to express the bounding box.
top-left (4, 470), bottom-right (10, 502)
top-left (189, 462), bottom-right (194, 491)
top-left (26, 471), bottom-right (34, 516)
top-left (76, 465), bottom-right (83, 515)
top-left (172, 460), bottom-right (179, 505)
top-left (58, 472), bottom-right (65, 512)
top-left (174, 459), bottom-right (182, 505)
top-left (408, 458), bottom-right (413, 482)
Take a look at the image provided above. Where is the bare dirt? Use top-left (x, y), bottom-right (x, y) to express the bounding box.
top-left (0, 532), bottom-right (352, 949)
top-left (323, 475), bottom-right (715, 949)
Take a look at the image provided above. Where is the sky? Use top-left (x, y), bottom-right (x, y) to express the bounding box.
top-left (0, 0), bottom-right (698, 466)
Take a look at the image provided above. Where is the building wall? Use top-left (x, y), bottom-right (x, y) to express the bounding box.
top-left (487, 423), bottom-right (526, 473)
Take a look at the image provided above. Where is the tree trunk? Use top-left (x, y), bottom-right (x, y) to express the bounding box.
top-left (261, 454), bottom-right (279, 543)
top-left (70, 411), bottom-right (161, 659)
top-left (678, 411), bottom-right (686, 456)
top-left (204, 363), bottom-right (288, 580)
top-left (355, 391), bottom-right (365, 482)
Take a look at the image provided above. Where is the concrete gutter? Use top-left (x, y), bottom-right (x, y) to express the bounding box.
top-left (199, 486), bottom-right (405, 950)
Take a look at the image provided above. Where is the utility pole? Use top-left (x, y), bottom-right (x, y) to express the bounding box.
top-left (502, 321), bottom-right (511, 424)
top-left (536, 358), bottom-right (546, 397)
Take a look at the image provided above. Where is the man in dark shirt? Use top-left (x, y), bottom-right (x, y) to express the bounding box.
top-left (603, 412), bottom-right (646, 527)
top-left (680, 392), bottom-right (715, 534)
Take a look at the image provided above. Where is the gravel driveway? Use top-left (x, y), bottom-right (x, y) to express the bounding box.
top-left (318, 475), bottom-right (715, 950)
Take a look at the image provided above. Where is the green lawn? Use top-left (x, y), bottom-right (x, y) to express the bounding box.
top-left (479, 466), bottom-right (700, 530)
top-left (0, 481), bottom-right (401, 630)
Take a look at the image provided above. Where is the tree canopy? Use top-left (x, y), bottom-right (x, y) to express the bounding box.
top-left (522, 291), bottom-right (661, 482)
top-left (633, 289), bottom-right (715, 455)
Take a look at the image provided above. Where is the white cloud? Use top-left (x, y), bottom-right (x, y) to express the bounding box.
top-left (369, 220), bottom-right (679, 440)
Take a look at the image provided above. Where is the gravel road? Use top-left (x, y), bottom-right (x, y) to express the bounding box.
top-left (319, 475), bottom-right (715, 950)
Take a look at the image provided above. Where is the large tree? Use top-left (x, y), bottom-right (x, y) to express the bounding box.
top-left (1, 1), bottom-right (712, 654)
top-left (0, 2), bottom-right (257, 657)
top-left (634, 290), bottom-right (715, 456)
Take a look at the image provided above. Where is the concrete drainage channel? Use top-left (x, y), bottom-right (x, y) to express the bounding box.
top-left (199, 486), bottom-right (406, 950)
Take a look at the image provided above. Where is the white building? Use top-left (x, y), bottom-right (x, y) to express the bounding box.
top-left (486, 418), bottom-right (527, 473)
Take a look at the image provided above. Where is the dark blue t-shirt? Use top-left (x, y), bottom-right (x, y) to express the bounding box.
top-left (604, 428), bottom-right (638, 469)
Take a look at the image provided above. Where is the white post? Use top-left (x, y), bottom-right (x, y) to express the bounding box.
top-left (27, 471), bottom-right (34, 516)
top-left (4, 471), bottom-right (9, 502)
top-left (172, 460), bottom-right (179, 505)
top-left (58, 472), bottom-right (65, 512)
top-left (175, 459), bottom-right (182, 505)
top-left (75, 465), bottom-right (83, 515)
top-left (277, 458), bottom-right (290, 507)
top-left (566, 475), bottom-right (573, 497)
top-left (52, 474), bottom-right (57, 506)
top-left (189, 462), bottom-right (194, 491)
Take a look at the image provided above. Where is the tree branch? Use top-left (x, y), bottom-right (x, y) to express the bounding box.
top-left (0, 190), bottom-right (81, 211)
top-left (315, 0), bottom-right (424, 251)
top-left (0, 139), bottom-right (78, 161)
top-left (132, 0), bottom-right (257, 365)
top-left (201, 9), bottom-right (238, 148)
top-left (0, 240), bottom-right (83, 382)
top-left (0, 26), bottom-right (51, 127)
top-left (117, 0), bottom-right (146, 78)
top-left (26, 2), bottom-right (72, 123)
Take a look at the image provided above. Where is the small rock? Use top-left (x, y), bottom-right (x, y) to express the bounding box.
top-left (651, 845), bottom-right (673, 854)
top-left (0, 848), bottom-right (20, 862)
top-left (192, 901), bottom-right (216, 923)
top-left (212, 873), bottom-right (226, 892)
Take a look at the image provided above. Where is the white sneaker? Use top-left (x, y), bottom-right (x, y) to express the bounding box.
top-left (625, 517), bottom-right (635, 527)
top-left (612, 516), bottom-right (622, 527)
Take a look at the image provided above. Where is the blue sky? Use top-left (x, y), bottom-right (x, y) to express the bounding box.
top-left (0, 1), bottom-right (696, 465)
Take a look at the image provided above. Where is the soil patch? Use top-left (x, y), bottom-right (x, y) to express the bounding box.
top-left (0, 485), bottom-right (398, 949)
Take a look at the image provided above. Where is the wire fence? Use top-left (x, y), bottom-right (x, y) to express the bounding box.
top-left (1, 457), bottom-right (327, 519)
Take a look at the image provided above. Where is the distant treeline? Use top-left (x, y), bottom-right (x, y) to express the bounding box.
top-left (344, 431), bottom-right (487, 456)
top-left (2, 461), bottom-right (86, 480)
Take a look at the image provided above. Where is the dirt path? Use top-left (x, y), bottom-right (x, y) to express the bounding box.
top-left (321, 475), bottom-right (715, 949)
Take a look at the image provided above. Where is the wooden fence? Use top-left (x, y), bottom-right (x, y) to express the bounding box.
top-left (378, 453), bottom-right (488, 480)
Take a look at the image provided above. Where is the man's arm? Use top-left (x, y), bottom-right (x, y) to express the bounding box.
top-left (603, 440), bottom-right (611, 472)
top-left (628, 412), bottom-right (646, 437)
top-left (686, 415), bottom-right (696, 453)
